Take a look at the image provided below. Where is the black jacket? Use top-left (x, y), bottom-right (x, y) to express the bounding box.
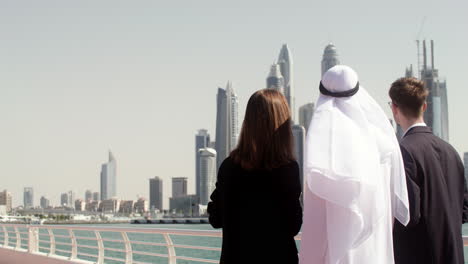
top-left (208, 157), bottom-right (303, 264)
top-left (393, 126), bottom-right (468, 264)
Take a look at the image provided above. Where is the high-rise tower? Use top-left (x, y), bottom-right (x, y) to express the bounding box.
top-left (298, 103), bottom-right (315, 133)
top-left (172, 177), bottom-right (188, 198)
top-left (149, 176), bottom-right (163, 210)
top-left (321, 43), bottom-right (340, 77)
top-left (100, 151), bottom-right (117, 200)
top-left (215, 82), bottom-right (239, 169)
top-left (420, 40), bottom-right (449, 141)
top-left (195, 129), bottom-right (210, 197)
top-left (278, 44), bottom-right (294, 120)
top-left (199, 148), bottom-right (217, 205)
top-left (23, 187), bottom-right (34, 209)
top-left (292, 125), bottom-right (306, 193)
top-left (266, 64), bottom-right (285, 93)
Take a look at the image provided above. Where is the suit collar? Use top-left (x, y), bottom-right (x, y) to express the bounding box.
top-left (403, 126), bottom-right (432, 138)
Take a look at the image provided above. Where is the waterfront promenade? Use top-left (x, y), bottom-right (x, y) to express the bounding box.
top-left (1, 223), bottom-right (468, 263)
top-left (0, 248), bottom-right (77, 264)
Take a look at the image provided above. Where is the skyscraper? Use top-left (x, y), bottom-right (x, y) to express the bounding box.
top-left (439, 80), bottom-right (449, 141)
top-left (420, 40), bottom-right (449, 141)
top-left (215, 82), bottom-right (239, 169)
top-left (85, 190), bottom-right (92, 202)
top-left (321, 43), bottom-right (340, 76)
top-left (23, 187), bottom-right (34, 209)
top-left (149, 176), bottom-right (163, 210)
top-left (292, 125), bottom-right (306, 192)
top-left (40, 196), bottom-right (50, 209)
top-left (93, 192), bottom-right (100, 201)
top-left (266, 63), bottom-right (285, 93)
top-left (68, 191), bottom-right (75, 207)
top-left (101, 151), bottom-right (117, 200)
top-left (199, 148), bottom-right (217, 205)
top-left (278, 44), bottom-right (294, 121)
top-left (172, 177), bottom-right (188, 198)
top-left (61, 193), bottom-right (69, 207)
top-left (0, 190), bottom-right (12, 213)
top-left (195, 129), bottom-right (210, 197)
top-left (298, 103), bottom-right (315, 133)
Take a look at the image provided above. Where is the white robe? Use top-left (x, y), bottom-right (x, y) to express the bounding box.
top-left (299, 159), bottom-right (396, 264)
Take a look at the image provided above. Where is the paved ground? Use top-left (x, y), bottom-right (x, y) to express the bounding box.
top-left (0, 248), bottom-right (78, 264)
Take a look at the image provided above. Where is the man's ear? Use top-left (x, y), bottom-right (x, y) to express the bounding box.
top-left (422, 102), bottom-right (427, 112)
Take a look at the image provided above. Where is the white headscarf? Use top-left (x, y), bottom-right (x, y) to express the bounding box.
top-left (305, 65), bottom-right (409, 262)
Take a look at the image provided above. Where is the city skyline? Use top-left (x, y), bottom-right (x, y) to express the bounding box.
top-left (1, 1), bottom-right (467, 208)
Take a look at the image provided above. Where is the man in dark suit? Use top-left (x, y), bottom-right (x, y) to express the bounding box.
top-left (389, 77), bottom-right (468, 264)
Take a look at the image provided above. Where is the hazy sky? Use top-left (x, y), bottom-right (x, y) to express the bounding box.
top-left (1, 0), bottom-right (467, 208)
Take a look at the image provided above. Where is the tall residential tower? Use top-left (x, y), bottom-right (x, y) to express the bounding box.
top-left (23, 187), bottom-right (34, 209)
top-left (100, 151), bottom-right (117, 200)
top-left (266, 64), bottom-right (285, 93)
top-left (149, 176), bottom-right (163, 210)
top-left (215, 82), bottom-right (239, 169)
top-left (321, 43), bottom-right (340, 77)
top-left (199, 148), bottom-right (217, 205)
top-left (278, 44), bottom-right (294, 120)
top-left (195, 129), bottom-right (210, 197)
top-left (298, 103), bottom-right (315, 133)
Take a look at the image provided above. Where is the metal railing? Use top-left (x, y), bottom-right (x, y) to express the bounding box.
top-left (0, 223), bottom-right (466, 264)
top-left (0, 223), bottom-right (227, 264)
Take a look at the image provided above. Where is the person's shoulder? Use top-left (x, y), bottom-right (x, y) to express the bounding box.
top-left (276, 160), bottom-right (299, 173)
top-left (219, 156), bottom-right (240, 172)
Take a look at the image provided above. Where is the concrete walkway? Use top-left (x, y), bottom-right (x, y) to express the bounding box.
top-left (0, 248), bottom-right (78, 264)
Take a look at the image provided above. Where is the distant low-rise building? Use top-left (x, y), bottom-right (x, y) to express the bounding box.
top-left (99, 199), bottom-right (120, 213)
top-left (119, 200), bottom-right (135, 215)
top-left (40, 196), bottom-right (50, 209)
top-left (0, 190), bottom-right (12, 213)
top-left (75, 199), bottom-right (86, 211)
top-left (169, 195), bottom-right (200, 216)
top-left (86, 200), bottom-right (101, 212)
top-left (134, 198), bottom-right (149, 214)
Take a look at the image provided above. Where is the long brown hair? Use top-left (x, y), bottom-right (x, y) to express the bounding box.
top-left (230, 89), bottom-right (295, 170)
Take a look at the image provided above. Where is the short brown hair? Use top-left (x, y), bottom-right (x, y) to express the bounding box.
top-left (230, 89), bottom-right (295, 170)
top-left (389, 77), bottom-right (429, 118)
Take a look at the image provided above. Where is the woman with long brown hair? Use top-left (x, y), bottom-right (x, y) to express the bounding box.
top-left (208, 89), bottom-right (302, 264)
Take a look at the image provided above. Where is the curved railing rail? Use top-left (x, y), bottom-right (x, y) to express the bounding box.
top-left (0, 223), bottom-right (229, 263)
top-left (0, 223), bottom-right (466, 264)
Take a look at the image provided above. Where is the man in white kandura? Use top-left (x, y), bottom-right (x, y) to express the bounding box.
top-left (299, 65), bottom-right (410, 264)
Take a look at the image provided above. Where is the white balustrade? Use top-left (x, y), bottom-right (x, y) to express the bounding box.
top-left (1, 223), bottom-right (465, 264)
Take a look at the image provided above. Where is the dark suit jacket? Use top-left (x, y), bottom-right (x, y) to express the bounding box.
top-left (208, 157), bottom-right (303, 264)
top-left (393, 126), bottom-right (468, 264)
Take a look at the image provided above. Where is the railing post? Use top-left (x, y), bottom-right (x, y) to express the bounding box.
top-left (48, 228), bottom-right (56, 256)
top-left (95, 230), bottom-right (104, 264)
top-left (163, 233), bottom-right (176, 264)
top-left (2, 226), bottom-right (9, 247)
top-left (69, 229), bottom-right (78, 260)
top-left (121, 231), bottom-right (133, 264)
top-left (28, 226), bottom-right (39, 253)
top-left (14, 226), bottom-right (21, 249)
